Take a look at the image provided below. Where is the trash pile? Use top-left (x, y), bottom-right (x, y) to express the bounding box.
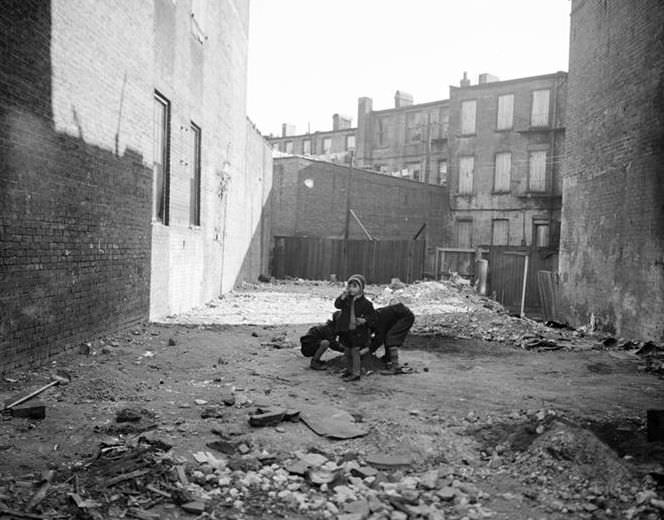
top-left (603, 339), bottom-right (664, 378)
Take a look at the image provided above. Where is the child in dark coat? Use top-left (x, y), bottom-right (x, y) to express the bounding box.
top-left (370, 302), bottom-right (415, 374)
top-left (300, 311), bottom-right (344, 370)
top-left (334, 274), bottom-right (376, 381)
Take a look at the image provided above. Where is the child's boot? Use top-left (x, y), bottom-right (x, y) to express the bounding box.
top-left (343, 348), bottom-right (361, 381)
top-left (381, 346), bottom-right (401, 375)
top-left (310, 340), bottom-right (329, 370)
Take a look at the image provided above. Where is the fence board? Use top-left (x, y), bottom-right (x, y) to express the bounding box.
top-left (273, 236), bottom-right (424, 284)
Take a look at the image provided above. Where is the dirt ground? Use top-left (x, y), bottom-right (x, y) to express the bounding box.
top-left (1, 281), bottom-right (663, 519)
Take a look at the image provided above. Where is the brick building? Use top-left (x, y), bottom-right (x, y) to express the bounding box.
top-left (356, 91), bottom-right (449, 185)
top-left (559, 0), bottom-right (664, 340)
top-left (0, 0), bottom-right (271, 369)
top-left (271, 156), bottom-right (452, 271)
top-left (268, 114), bottom-right (356, 164)
top-left (270, 72), bottom-right (566, 249)
top-left (447, 72), bottom-right (567, 248)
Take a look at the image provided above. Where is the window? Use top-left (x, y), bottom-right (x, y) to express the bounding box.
top-left (285, 141), bottom-right (293, 154)
top-left (494, 152), bottom-right (511, 192)
top-left (533, 221), bottom-right (550, 247)
top-left (376, 117), bottom-right (387, 146)
top-left (457, 220), bottom-right (473, 248)
top-left (345, 135), bottom-right (355, 151)
top-left (189, 123), bottom-right (201, 226)
top-left (461, 100), bottom-right (476, 135)
top-left (458, 156), bottom-right (474, 194)
top-left (153, 92), bottom-right (170, 224)
top-left (406, 112), bottom-right (423, 142)
top-left (302, 139), bottom-right (311, 155)
top-left (272, 142), bottom-right (280, 151)
top-left (441, 111), bottom-right (449, 136)
top-left (322, 137), bottom-right (332, 154)
top-left (438, 159), bottom-right (448, 186)
top-left (492, 219), bottom-right (509, 246)
top-left (528, 150), bottom-right (547, 192)
top-left (496, 94), bottom-right (514, 130)
top-left (531, 89), bottom-right (551, 127)
top-left (406, 162), bottom-right (421, 182)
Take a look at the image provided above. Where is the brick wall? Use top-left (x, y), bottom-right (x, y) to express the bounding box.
top-left (447, 73), bottom-right (566, 248)
top-left (0, 0), bottom-right (154, 370)
top-left (559, 0), bottom-right (664, 340)
top-left (271, 157), bottom-right (453, 263)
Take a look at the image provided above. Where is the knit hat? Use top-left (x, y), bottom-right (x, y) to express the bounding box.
top-left (347, 274), bottom-right (366, 294)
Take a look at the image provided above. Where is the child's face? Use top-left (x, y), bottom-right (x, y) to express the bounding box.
top-left (347, 281), bottom-right (361, 296)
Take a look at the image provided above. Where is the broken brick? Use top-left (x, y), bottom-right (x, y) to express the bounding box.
top-left (248, 409), bottom-right (285, 427)
top-left (181, 501), bottom-right (206, 514)
top-left (9, 400), bottom-right (46, 420)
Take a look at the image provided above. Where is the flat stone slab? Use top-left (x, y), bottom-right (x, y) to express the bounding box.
top-left (364, 453), bottom-right (414, 469)
top-left (300, 405), bottom-right (369, 440)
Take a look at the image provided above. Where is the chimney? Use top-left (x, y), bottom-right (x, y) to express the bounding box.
top-left (394, 90), bottom-right (413, 108)
top-left (478, 73), bottom-right (499, 85)
top-left (281, 123), bottom-right (296, 137)
top-left (332, 113), bottom-right (352, 131)
top-left (460, 72), bottom-right (471, 87)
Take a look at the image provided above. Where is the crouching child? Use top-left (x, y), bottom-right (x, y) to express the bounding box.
top-left (299, 312), bottom-right (344, 370)
top-left (370, 302), bottom-right (415, 374)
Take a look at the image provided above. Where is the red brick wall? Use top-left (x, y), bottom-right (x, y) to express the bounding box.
top-left (560, 0), bottom-right (664, 340)
top-left (0, 1), bottom-right (153, 370)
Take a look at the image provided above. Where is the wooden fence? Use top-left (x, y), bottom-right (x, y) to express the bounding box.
top-left (486, 247), bottom-right (558, 316)
top-left (272, 236), bottom-right (425, 283)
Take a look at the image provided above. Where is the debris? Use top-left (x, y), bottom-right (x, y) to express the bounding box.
top-left (364, 453), bottom-right (413, 469)
top-left (221, 392), bottom-right (236, 406)
top-left (181, 501), bottom-right (206, 514)
top-left (26, 470), bottom-right (54, 511)
top-left (300, 405), bottom-right (369, 439)
top-left (9, 400), bottom-right (46, 420)
top-left (68, 492), bottom-right (102, 508)
top-left (647, 409), bottom-right (664, 442)
top-left (194, 398), bottom-right (208, 406)
top-left (115, 407), bottom-right (144, 422)
top-left (201, 406), bottom-right (224, 419)
top-left (168, 338), bottom-right (176, 346)
top-left (249, 409), bottom-right (286, 427)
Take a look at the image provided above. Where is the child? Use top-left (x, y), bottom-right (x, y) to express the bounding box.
top-left (370, 302), bottom-right (415, 374)
top-left (300, 312), bottom-right (344, 370)
top-left (334, 274), bottom-right (376, 381)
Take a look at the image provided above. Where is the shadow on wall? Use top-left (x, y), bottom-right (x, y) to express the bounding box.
top-left (0, 1), bottom-right (153, 371)
top-left (233, 187), bottom-right (274, 286)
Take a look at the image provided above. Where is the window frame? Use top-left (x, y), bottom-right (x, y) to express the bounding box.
top-left (285, 141), bottom-right (293, 154)
top-left (533, 220), bottom-right (550, 247)
top-left (322, 137), bottom-right (332, 154)
top-left (456, 219), bottom-right (473, 249)
top-left (345, 134), bottom-right (355, 151)
top-left (302, 139), bottom-right (311, 155)
top-left (491, 218), bottom-right (510, 246)
top-left (528, 150), bottom-right (548, 192)
top-left (190, 122), bottom-right (202, 227)
top-left (458, 155), bottom-right (475, 194)
top-left (530, 89), bottom-right (551, 127)
top-left (153, 91), bottom-right (171, 225)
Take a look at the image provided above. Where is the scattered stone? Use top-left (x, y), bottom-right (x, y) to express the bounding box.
top-left (222, 393), bottom-right (236, 406)
top-left (249, 410), bottom-right (286, 427)
top-left (116, 408), bottom-right (143, 423)
top-left (420, 469), bottom-right (439, 490)
top-left (238, 443), bottom-right (251, 454)
top-left (286, 460), bottom-right (309, 476)
top-left (207, 439), bottom-right (239, 455)
top-left (296, 451), bottom-right (328, 467)
top-left (351, 465), bottom-right (378, 479)
top-left (79, 343), bottom-right (91, 355)
top-left (168, 338), bottom-right (176, 346)
top-left (300, 405), bottom-right (369, 439)
top-left (275, 426), bottom-right (286, 433)
top-left (201, 406), bottom-right (224, 419)
top-left (308, 469), bottom-right (338, 485)
top-left (345, 499), bottom-right (370, 517)
top-left (194, 399), bottom-right (208, 406)
top-left (181, 501), bottom-right (206, 514)
top-left (9, 400), bottom-right (46, 420)
top-left (364, 453), bottom-right (413, 469)
top-left (437, 487), bottom-right (456, 501)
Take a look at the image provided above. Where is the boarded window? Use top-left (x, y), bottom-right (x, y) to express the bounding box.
top-left (438, 159), bottom-right (448, 186)
top-left (494, 152), bottom-right (511, 192)
top-left (461, 100), bottom-right (476, 135)
top-left (528, 151), bottom-right (547, 192)
top-left (345, 135), bottom-right (355, 150)
top-left (153, 92), bottom-right (170, 224)
top-left (322, 137), bottom-right (332, 154)
top-left (492, 219), bottom-right (509, 246)
top-left (189, 122), bottom-right (201, 226)
top-left (531, 89), bottom-right (551, 126)
top-left (285, 141), bottom-right (293, 153)
top-left (302, 139), bottom-right (311, 154)
top-left (458, 156), bottom-right (474, 194)
top-left (534, 222), bottom-right (550, 247)
top-left (457, 220), bottom-right (472, 248)
top-left (496, 94), bottom-right (514, 130)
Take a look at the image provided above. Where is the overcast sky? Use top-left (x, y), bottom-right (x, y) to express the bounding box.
top-left (247, 1), bottom-right (571, 137)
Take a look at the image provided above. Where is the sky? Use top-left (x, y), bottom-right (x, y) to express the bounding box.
top-left (247, 1), bottom-right (571, 137)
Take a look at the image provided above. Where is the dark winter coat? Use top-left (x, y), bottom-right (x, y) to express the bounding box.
top-left (300, 320), bottom-right (341, 357)
top-left (370, 303), bottom-right (414, 351)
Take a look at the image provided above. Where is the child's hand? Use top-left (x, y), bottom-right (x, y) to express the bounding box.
top-left (356, 317), bottom-right (366, 325)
